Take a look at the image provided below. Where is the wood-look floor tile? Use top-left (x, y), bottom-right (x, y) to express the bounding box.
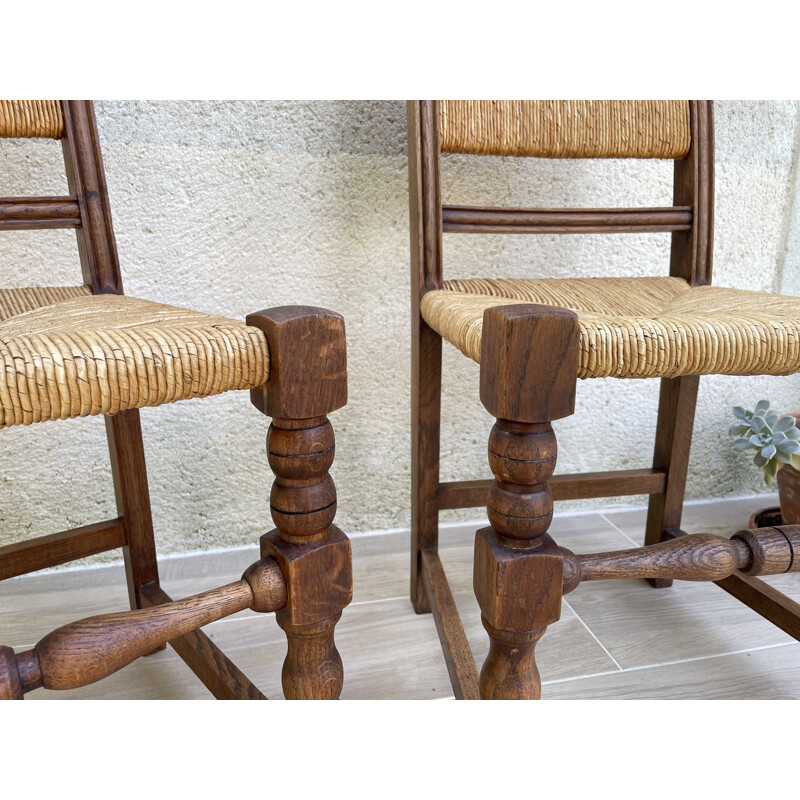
top-left (544, 643), bottom-right (800, 700)
top-left (1, 566), bottom-right (132, 647)
top-left (565, 576), bottom-right (794, 670)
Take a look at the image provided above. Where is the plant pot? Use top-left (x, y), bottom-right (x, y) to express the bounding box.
top-left (776, 412), bottom-right (800, 525)
top-left (777, 465), bottom-right (800, 524)
top-left (749, 506), bottom-right (782, 529)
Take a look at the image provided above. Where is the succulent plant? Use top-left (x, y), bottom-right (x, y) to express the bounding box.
top-left (730, 400), bottom-right (800, 486)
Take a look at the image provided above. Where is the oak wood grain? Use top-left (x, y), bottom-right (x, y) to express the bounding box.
top-left (0, 519), bottom-right (125, 581)
top-left (249, 305), bottom-right (351, 699)
top-left (474, 304), bottom-right (578, 698)
top-left (1, 559), bottom-right (286, 696)
top-left (13, 502), bottom-right (797, 700)
top-left (0, 646), bottom-right (22, 699)
top-left (140, 583), bottom-right (267, 700)
top-left (664, 528), bottom-right (800, 642)
top-left (670, 101), bottom-right (714, 286)
top-left (479, 304), bottom-right (579, 424)
top-left (247, 306), bottom-right (346, 420)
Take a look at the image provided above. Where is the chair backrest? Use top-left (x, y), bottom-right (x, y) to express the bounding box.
top-left (439, 100), bottom-right (692, 159)
top-left (0, 100), bottom-right (123, 296)
top-left (408, 100), bottom-right (714, 295)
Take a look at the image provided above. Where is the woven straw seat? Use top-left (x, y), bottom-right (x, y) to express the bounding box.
top-left (420, 276), bottom-right (800, 379)
top-left (0, 288), bottom-right (270, 428)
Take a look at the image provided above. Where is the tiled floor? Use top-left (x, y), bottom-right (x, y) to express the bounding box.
top-left (3, 495), bottom-right (799, 699)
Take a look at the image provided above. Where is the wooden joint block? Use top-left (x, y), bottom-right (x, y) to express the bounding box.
top-left (473, 528), bottom-right (564, 630)
top-left (246, 305), bottom-right (347, 420)
top-left (260, 526), bottom-right (352, 627)
top-left (479, 304), bottom-right (579, 423)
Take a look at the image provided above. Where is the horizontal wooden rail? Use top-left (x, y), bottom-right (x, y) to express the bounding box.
top-left (436, 469), bottom-right (667, 510)
top-left (421, 549), bottom-right (480, 700)
top-left (664, 528), bottom-right (800, 642)
top-left (0, 518), bottom-right (126, 581)
top-left (0, 560), bottom-right (285, 699)
top-left (442, 205), bottom-right (692, 234)
top-left (562, 524), bottom-right (800, 595)
top-left (563, 534), bottom-right (749, 589)
top-left (0, 196), bottom-right (81, 230)
top-left (139, 583), bottom-right (268, 700)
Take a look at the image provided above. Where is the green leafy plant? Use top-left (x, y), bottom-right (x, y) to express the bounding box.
top-left (730, 400), bottom-right (800, 486)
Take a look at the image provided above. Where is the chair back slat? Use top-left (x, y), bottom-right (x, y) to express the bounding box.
top-left (0, 101), bottom-right (64, 139)
top-left (439, 101), bottom-right (691, 159)
top-left (0, 197), bottom-right (81, 230)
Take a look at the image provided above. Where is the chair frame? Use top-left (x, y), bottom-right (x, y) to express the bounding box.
top-left (0, 101), bottom-right (351, 699)
top-left (409, 100), bottom-right (800, 699)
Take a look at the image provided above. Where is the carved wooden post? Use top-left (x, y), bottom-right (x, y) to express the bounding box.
top-left (474, 304), bottom-right (579, 699)
top-left (247, 306), bottom-right (351, 700)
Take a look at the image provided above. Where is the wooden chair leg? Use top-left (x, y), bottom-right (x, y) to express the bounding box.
top-left (411, 320), bottom-right (442, 613)
top-left (105, 410), bottom-right (161, 612)
top-left (247, 306), bottom-right (351, 699)
top-left (473, 304), bottom-right (579, 699)
top-left (643, 375), bottom-right (700, 587)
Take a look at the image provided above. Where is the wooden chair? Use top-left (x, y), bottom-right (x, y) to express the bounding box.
top-left (409, 100), bottom-right (800, 699)
top-left (0, 100), bottom-right (351, 700)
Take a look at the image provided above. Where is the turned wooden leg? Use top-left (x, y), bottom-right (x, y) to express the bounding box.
top-left (262, 416), bottom-right (350, 700)
top-left (247, 307), bottom-right (352, 700)
top-left (280, 613), bottom-right (344, 700)
top-left (473, 304), bottom-right (579, 700)
top-left (480, 618), bottom-right (547, 700)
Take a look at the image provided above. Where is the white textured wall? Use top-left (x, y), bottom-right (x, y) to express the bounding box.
top-left (1, 100), bottom-right (799, 563)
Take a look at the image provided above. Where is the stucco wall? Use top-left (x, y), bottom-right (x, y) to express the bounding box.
top-left (1, 100), bottom-right (799, 562)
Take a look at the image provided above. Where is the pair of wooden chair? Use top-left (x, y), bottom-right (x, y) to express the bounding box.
top-left (2, 100), bottom-right (800, 700)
